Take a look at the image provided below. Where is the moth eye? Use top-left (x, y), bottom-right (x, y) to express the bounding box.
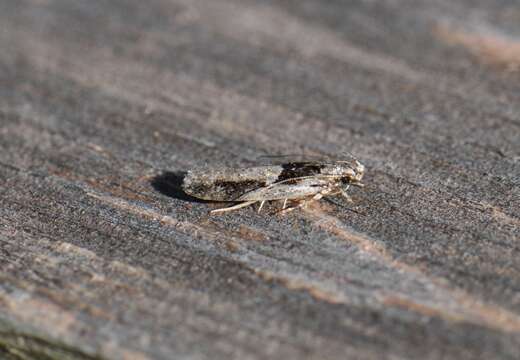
top-left (340, 177), bottom-right (351, 184)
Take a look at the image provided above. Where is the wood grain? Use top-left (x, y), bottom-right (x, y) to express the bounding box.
top-left (1, 0), bottom-right (519, 359)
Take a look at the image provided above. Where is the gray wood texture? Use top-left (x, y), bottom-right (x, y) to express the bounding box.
top-left (1, 0), bottom-right (520, 359)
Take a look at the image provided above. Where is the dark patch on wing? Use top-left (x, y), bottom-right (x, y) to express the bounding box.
top-left (278, 162), bottom-right (325, 182)
top-left (213, 180), bottom-right (267, 200)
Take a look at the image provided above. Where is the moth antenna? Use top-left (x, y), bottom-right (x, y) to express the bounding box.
top-left (258, 200), bottom-right (266, 213)
top-left (323, 197), bottom-right (364, 215)
top-left (211, 201), bottom-right (257, 214)
top-left (337, 151), bottom-right (358, 162)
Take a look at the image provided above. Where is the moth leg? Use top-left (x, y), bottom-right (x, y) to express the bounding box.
top-left (258, 200), bottom-right (266, 213)
top-left (280, 193), bottom-right (323, 214)
top-left (282, 198), bottom-right (288, 210)
top-left (280, 199), bottom-right (310, 214)
top-left (313, 193), bottom-right (324, 202)
top-left (210, 201), bottom-right (257, 214)
top-left (340, 188), bottom-right (353, 203)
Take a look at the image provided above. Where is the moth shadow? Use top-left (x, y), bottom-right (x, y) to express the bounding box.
top-left (151, 171), bottom-right (209, 203)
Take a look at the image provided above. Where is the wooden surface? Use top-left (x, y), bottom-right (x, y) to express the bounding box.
top-left (1, 0), bottom-right (520, 359)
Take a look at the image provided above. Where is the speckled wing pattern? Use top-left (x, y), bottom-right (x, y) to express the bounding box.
top-left (182, 162), bottom-right (328, 201)
top-left (182, 165), bottom-right (282, 201)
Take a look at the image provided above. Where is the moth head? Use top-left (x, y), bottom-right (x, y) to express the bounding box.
top-left (325, 159), bottom-right (364, 185)
top-left (352, 159), bottom-right (365, 182)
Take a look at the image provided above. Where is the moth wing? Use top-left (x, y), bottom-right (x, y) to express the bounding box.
top-left (183, 166), bottom-right (279, 201)
top-left (237, 177), bottom-right (330, 201)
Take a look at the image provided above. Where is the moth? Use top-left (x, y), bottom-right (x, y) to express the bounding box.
top-left (182, 156), bottom-right (365, 214)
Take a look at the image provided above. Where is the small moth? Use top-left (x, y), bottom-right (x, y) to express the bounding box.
top-left (182, 156), bottom-right (365, 214)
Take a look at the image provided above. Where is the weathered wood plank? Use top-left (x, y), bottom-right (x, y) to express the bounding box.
top-left (0, 0), bottom-right (519, 359)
